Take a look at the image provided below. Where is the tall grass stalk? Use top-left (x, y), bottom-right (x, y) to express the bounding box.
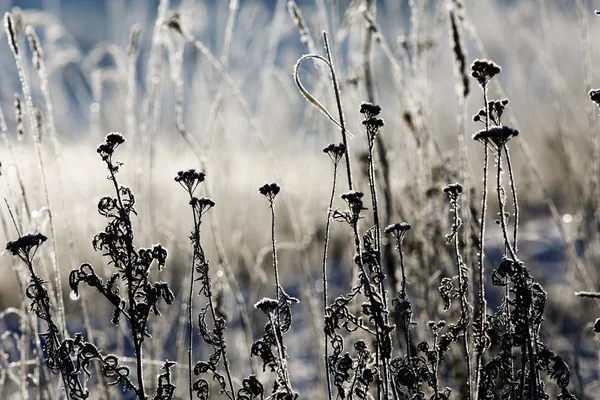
top-left (4, 12), bottom-right (67, 339)
top-left (25, 29), bottom-right (111, 400)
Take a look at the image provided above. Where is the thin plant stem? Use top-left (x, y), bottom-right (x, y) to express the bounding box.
top-left (107, 158), bottom-right (146, 400)
top-left (27, 26), bottom-right (110, 400)
top-left (323, 32), bottom-right (353, 191)
top-left (504, 145), bottom-right (519, 254)
top-left (187, 194), bottom-right (197, 400)
top-left (450, 194), bottom-right (472, 398)
top-left (474, 85), bottom-right (490, 400)
top-left (321, 162), bottom-right (339, 400)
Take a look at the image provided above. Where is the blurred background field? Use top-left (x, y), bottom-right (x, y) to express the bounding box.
top-left (1, 0), bottom-right (600, 398)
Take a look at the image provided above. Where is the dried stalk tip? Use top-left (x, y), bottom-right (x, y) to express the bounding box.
top-left (471, 59), bottom-right (501, 87)
top-left (128, 24), bottom-right (141, 56)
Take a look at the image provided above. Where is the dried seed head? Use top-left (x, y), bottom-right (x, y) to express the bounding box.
top-left (259, 183), bottom-right (281, 203)
top-left (175, 169), bottom-right (206, 194)
top-left (384, 222), bottom-right (412, 240)
top-left (323, 142), bottom-right (346, 165)
top-left (4, 12), bottom-right (19, 56)
top-left (362, 117), bottom-right (384, 130)
top-left (287, 1), bottom-right (314, 51)
top-left (473, 125), bottom-right (519, 148)
top-left (34, 107), bottom-right (43, 141)
top-left (189, 196), bottom-right (215, 218)
top-left (443, 183), bottom-right (463, 199)
top-left (26, 26), bottom-right (42, 70)
top-left (360, 102), bottom-right (382, 118)
top-left (254, 297), bottom-right (279, 314)
top-left (340, 190), bottom-right (366, 220)
top-left (97, 132), bottom-right (125, 161)
top-left (14, 93), bottom-right (23, 138)
top-left (6, 232), bottom-right (48, 262)
top-left (471, 59), bottom-right (501, 88)
top-left (362, 116), bottom-right (385, 143)
top-left (341, 190), bottom-right (364, 204)
top-left (449, 9), bottom-right (469, 97)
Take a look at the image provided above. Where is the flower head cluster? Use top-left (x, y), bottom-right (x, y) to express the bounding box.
top-left (360, 103), bottom-right (384, 142)
top-left (471, 59), bottom-right (501, 88)
top-left (473, 99), bottom-right (509, 126)
top-left (473, 125), bottom-right (519, 148)
top-left (442, 183), bottom-right (463, 200)
top-left (259, 183), bottom-right (281, 203)
top-left (6, 232), bottom-right (47, 263)
top-left (339, 190), bottom-right (367, 223)
top-left (360, 103), bottom-right (382, 118)
top-left (190, 196), bottom-right (216, 219)
top-left (384, 222), bottom-right (412, 241)
top-left (254, 297), bottom-right (279, 314)
top-left (97, 132), bottom-right (125, 162)
top-left (323, 143), bottom-right (347, 165)
top-left (175, 169), bottom-right (206, 195)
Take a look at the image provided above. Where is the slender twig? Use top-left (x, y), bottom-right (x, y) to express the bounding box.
top-left (474, 85), bottom-right (490, 399)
